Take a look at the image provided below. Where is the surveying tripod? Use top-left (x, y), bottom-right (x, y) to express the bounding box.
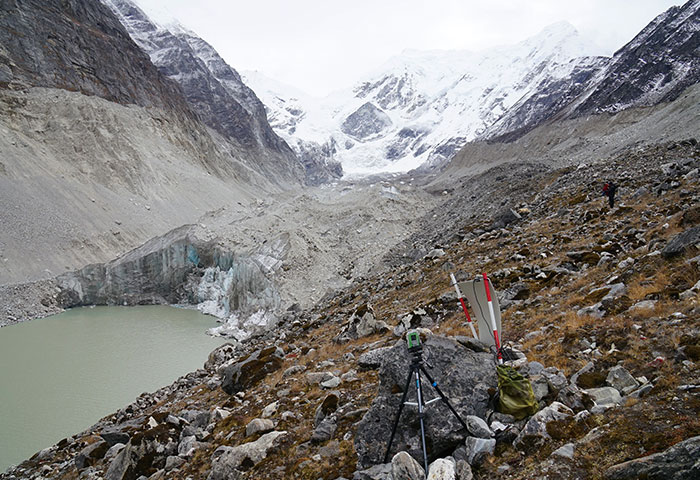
top-left (383, 331), bottom-right (471, 477)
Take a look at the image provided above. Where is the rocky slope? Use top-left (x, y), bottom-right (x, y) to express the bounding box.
top-left (484, 0), bottom-right (700, 141)
top-left (102, 0), bottom-right (341, 186)
top-left (0, 0), bottom-right (317, 285)
top-left (3, 137), bottom-right (698, 480)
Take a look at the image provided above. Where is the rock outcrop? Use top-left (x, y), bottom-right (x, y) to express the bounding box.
top-left (605, 435), bottom-right (700, 480)
top-left (103, 0), bottom-right (308, 186)
top-left (354, 334), bottom-right (496, 468)
top-left (0, 0), bottom-right (191, 115)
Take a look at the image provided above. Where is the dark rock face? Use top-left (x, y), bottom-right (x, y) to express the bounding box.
top-left (604, 435), bottom-right (700, 480)
top-left (486, 57), bottom-right (609, 142)
top-left (293, 139), bottom-right (344, 185)
top-left (0, 0), bottom-right (190, 115)
top-left (662, 225), bottom-right (700, 258)
top-left (354, 335), bottom-right (496, 468)
top-left (341, 102), bottom-right (393, 141)
top-left (574, 1), bottom-right (700, 116)
top-left (220, 346), bottom-right (285, 394)
top-left (103, 0), bottom-right (306, 185)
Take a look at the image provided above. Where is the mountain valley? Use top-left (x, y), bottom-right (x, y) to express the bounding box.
top-left (0, 0), bottom-right (699, 479)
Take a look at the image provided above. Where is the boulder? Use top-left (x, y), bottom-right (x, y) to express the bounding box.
top-left (75, 440), bottom-right (109, 470)
top-left (556, 385), bottom-right (592, 412)
top-left (311, 416), bottom-right (337, 444)
top-left (315, 392), bottom-right (340, 426)
top-left (513, 402), bottom-right (574, 450)
top-left (337, 304), bottom-right (389, 341)
top-left (490, 208), bottom-right (521, 230)
top-left (391, 451), bottom-right (425, 480)
top-left (606, 366), bottom-right (639, 395)
top-left (427, 458), bottom-right (456, 480)
top-left (530, 375), bottom-right (550, 401)
top-left (359, 346), bottom-right (393, 370)
top-left (207, 431), bottom-right (287, 480)
top-left (662, 226), bottom-right (700, 258)
top-left (551, 443), bottom-right (575, 460)
top-left (106, 424), bottom-right (180, 480)
top-left (455, 460), bottom-right (474, 480)
top-left (605, 435), bottom-right (700, 479)
top-left (465, 416), bottom-right (494, 439)
top-left (586, 387), bottom-right (622, 407)
top-left (221, 346), bottom-right (284, 395)
top-left (101, 430), bottom-right (130, 447)
top-left (164, 456), bottom-right (185, 471)
top-left (353, 463), bottom-right (392, 480)
top-left (245, 418), bottom-right (275, 437)
top-left (354, 335), bottom-right (496, 468)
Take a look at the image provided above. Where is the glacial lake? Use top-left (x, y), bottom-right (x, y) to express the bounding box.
top-left (0, 305), bottom-right (226, 472)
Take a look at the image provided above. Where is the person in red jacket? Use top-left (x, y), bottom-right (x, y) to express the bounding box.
top-left (602, 182), bottom-right (617, 208)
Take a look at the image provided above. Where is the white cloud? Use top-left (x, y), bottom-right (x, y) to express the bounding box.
top-left (132, 0), bottom-right (685, 96)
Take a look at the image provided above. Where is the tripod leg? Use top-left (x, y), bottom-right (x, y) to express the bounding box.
top-left (420, 366), bottom-right (471, 433)
top-left (416, 370), bottom-right (429, 478)
top-left (383, 366), bottom-right (416, 463)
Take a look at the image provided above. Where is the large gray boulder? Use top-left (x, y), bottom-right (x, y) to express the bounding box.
top-left (336, 304), bottom-right (389, 342)
top-left (221, 346), bottom-right (284, 394)
top-left (207, 431), bottom-right (287, 480)
top-left (427, 458), bottom-right (456, 480)
top-left (354, 334), bottom-right (496, 468)
top-left (605, 435), bottom-right (700, 480)
top-left (391, 451), bottom-right (425, 480)
top-left (105, 423), bottom-right (180, 480)
top-left (513, 402), bottom-right (574, 450)
top-left (662, 226), bottom-right (700, 258)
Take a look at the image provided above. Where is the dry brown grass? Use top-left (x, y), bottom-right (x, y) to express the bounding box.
top-left (627, 271), bottom-right (670, 302)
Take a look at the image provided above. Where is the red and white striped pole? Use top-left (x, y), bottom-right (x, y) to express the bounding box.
top-left (450, 273), bottom-right (478, 339)
top-left (482, 272), bottom-right (503, 364)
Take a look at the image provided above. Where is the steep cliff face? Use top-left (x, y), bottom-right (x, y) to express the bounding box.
top-left (0, 0), bottom-right (291, 284)
top-left (572, 0), bottom-right (700, 115)
top-left (0, 0), bottom-right (189, 115)
top-left (485, 0), bottom-right (700, 142)
top-left (102, 0), bottom-right (339, 185)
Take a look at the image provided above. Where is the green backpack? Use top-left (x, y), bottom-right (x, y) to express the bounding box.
top-left (496, 364), bottom-right (539, 420)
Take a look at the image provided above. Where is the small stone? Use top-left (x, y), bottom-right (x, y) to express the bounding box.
top-left (262, 401), bottom-right (279, 418)
top-left (466, 415), bottom-right (494, 439)
top-left (464, 437), bottom-right (496, 466)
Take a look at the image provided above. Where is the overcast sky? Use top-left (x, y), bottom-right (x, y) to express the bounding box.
top-left (133, 0), bottom-right (685, 96)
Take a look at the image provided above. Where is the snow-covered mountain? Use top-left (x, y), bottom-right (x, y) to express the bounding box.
top-left (245, 22), bottom-right (608, 175)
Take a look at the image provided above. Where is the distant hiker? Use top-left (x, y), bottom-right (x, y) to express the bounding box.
top-left (602, 182), bottom-right (617, 208)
